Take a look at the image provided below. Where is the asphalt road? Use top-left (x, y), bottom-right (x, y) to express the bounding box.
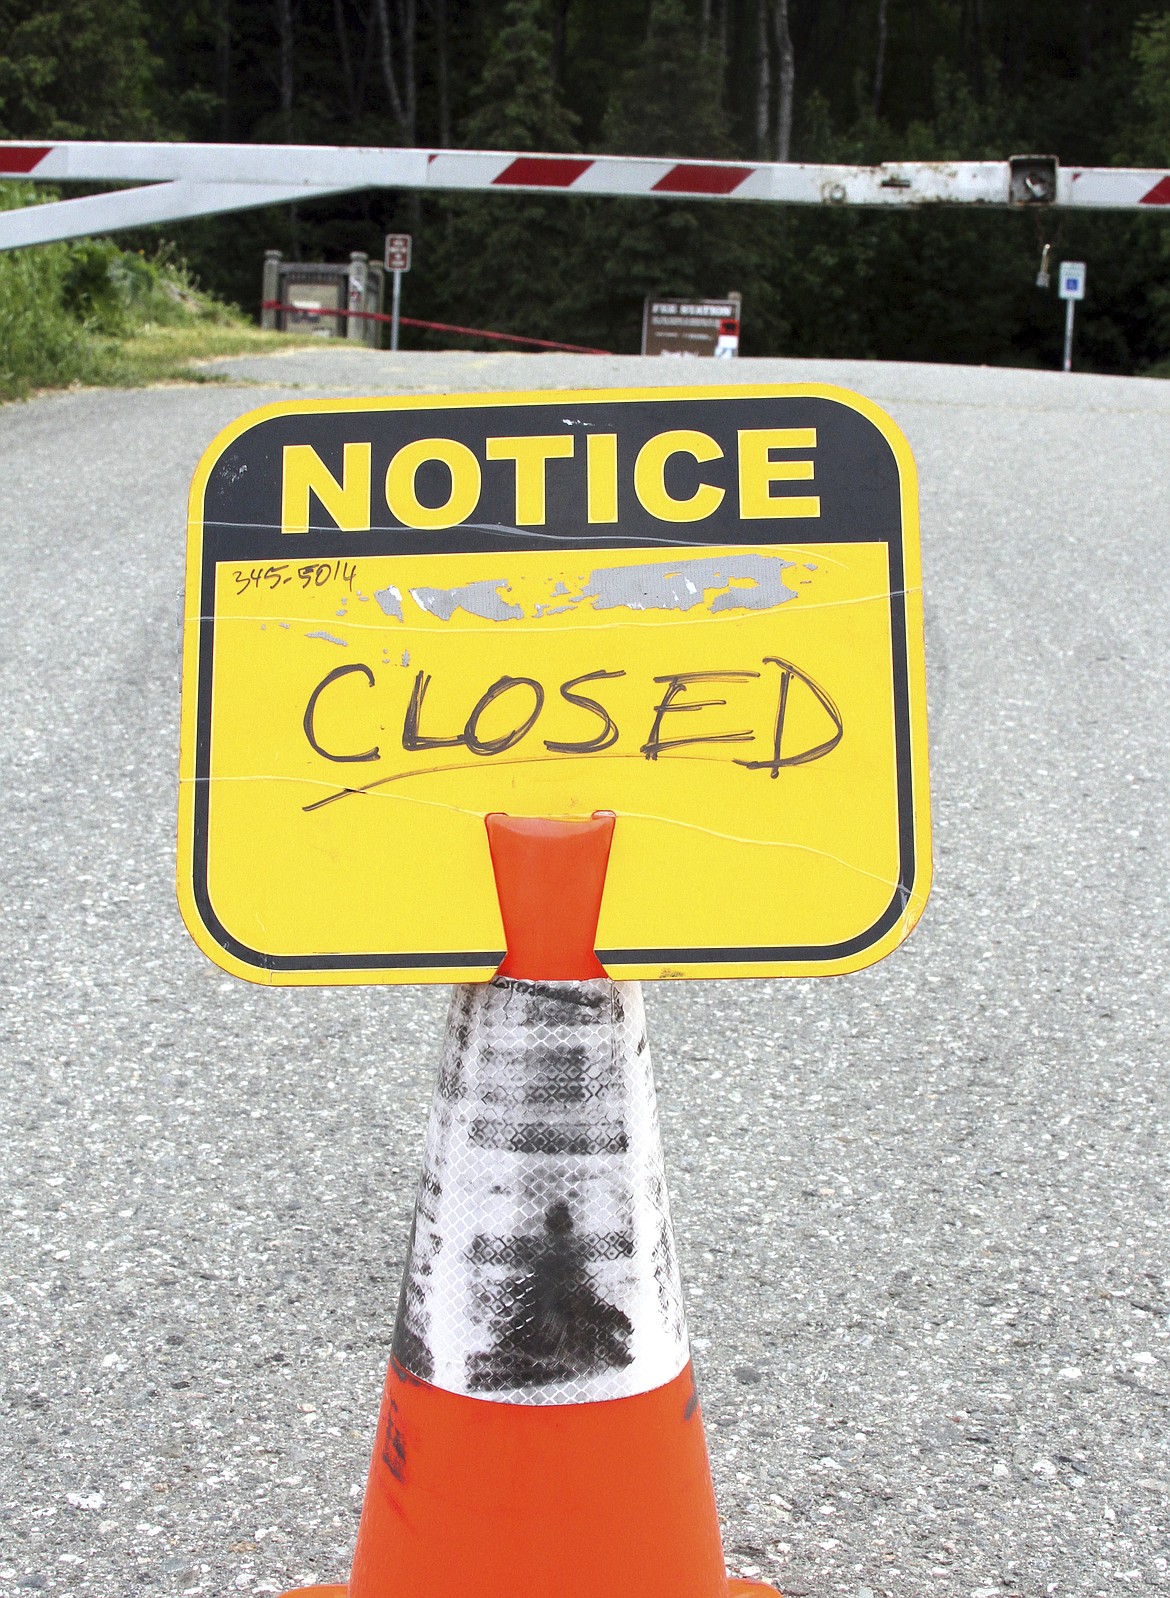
top-left (1, 348), bottom-right (1168, 1598)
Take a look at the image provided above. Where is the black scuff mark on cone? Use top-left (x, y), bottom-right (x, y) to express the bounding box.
top-left (443, 986), bottom-right (475, 1086)
top-left (498, 976), bottom-right (609, 1028)
top-left (653, 1212), bottom-right (684, 1338)
top-left (467, 1026), bottom-right (626, 1154)
top-left (684, 1368), bottom-right (700, 1422)
top-left (438, 1002), bottom-right (470, 1101)
top-left (469, 1120), bottom-right (628, 1154)
top-left (481, 1044), bottom-right (593, 1102)
top-left (466, 1199), bottom-right (634, 1391)
top-left (470, 1229), bottom-right (633, 1266)
top-left (436, 1052), bottom-right (464, 1102)
top-left (392, 1211), bottom-right (436, 1382)
top-left (380, 1389), bottom-right (409, 1482)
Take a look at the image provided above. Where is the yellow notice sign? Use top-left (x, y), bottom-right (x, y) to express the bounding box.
top-left (178, 385), bottom-right (931, 985)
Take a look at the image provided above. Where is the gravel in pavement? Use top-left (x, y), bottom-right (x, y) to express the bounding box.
top-left (0, 350), bottom-right (1167, 1597)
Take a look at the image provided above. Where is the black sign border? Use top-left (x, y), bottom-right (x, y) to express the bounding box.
top-left (182, 387), bottom-right (923, 978)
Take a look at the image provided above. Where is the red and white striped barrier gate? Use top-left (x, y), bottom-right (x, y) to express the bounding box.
top-left (2, 142), bottom-right (1170, 250)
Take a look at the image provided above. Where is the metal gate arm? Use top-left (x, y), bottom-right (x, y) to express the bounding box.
top-left (0, 141), bottom-right (1168, 242)
top-left (0, 179), bottom-right (358, 251)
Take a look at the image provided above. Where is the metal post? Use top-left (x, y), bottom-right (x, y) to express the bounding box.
top-left (390, 269), bottom-right (403, 351)
top-left (261, 249), bottom-right (282, 331)
top-left (347, 251), bottom-right (369, 345)
top-left (1063, 297), bottom-right (1076, 372)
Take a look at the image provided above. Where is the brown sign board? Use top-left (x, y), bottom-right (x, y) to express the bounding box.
top-left (384, 233), bottom-right (413, 273)
top-left (642, 295), bottom-right (741, 358)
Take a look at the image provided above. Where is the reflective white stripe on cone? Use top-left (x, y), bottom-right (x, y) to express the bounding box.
top-left (392, 976), bottom-right (688, 1403)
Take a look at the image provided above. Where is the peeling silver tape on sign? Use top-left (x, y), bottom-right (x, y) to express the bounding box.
top-left (392, 977), bottom-right (689, 1405)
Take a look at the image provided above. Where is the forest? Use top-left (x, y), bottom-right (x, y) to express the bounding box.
top-left (3, 0), bottom-right (1170, 371)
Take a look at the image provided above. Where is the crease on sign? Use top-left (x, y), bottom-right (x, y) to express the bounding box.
top-left (205, 518), bottom-right (762, 551)
top-left (212, 603), bottom-right (899, 637)
top-left (371, 554), bottom-right (804, 625)
top-left (196, 768), bottom-right (902, 892)
top-left (428, 522), bottom-right (711, 549)
top-left (209, 581), bottom-right (914, 639)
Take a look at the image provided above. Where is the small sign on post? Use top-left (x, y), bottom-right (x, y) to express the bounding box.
top-left (384, 232), bottom-right (412, 352)
top-left (1058, 260), bottom-right (1086, 372)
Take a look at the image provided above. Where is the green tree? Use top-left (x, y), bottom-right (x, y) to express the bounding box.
top-left (0, 0), bottom-right (158, 139)
top-left (1123, 13), bottom-right (1170, 364)
top-left (582, 0), bottom-right (746, 351)
top-left (6, 0), bottom-right (1170, 370)
top-left (602, 0), bottom-right (731, 159)
top-left (1129, 11), bottom-right (1170, 163)
top-left (426, 0), bottom-right (589, 343)
top-left (462, 0), bottom-right (580, 153)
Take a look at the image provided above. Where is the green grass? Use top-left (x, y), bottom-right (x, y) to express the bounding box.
top-left (81, 321), bottom-right (314, 389)
top-left (0, 185), bottom-right (315, 402)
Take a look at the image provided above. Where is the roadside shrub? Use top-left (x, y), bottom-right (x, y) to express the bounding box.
top-left (0, 237), bottom-right (109, 399)
top-left (61, 237), bottom-right (130, 332)
top-left (0, 183), bottom-right (243, 400)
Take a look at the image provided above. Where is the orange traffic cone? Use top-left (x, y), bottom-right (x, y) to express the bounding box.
top-left (280, 815), bottom-right (778, 1598)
